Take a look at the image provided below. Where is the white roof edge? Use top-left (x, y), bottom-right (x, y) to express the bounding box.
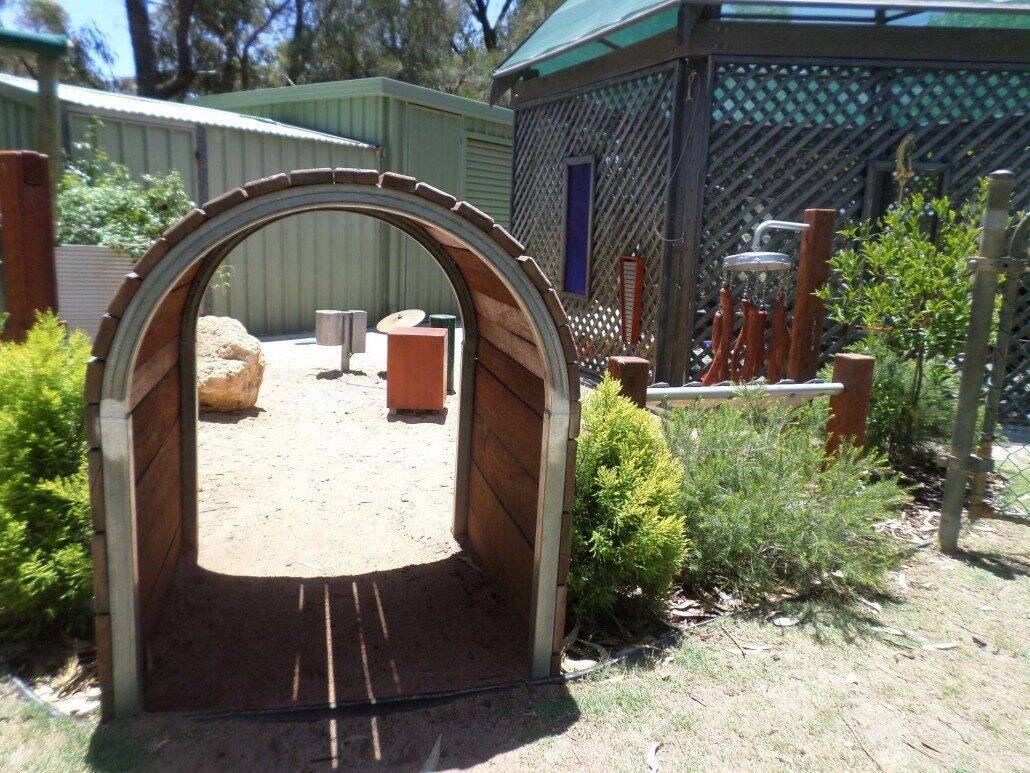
top-left (0, 73), bottom-right (377, 151)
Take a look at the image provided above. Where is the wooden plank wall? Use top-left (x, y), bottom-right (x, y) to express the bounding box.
top-left (449, 246), bottom-right (544, 623)
top-left (130, 272), bottom-right (194, 638)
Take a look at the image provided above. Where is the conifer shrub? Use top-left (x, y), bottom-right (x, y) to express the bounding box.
top-left (0, 313), bottom-right (93, 641)
top-left (570, 375), bottom-right (686, 626)
top-left (663, 397), bottom-right (908, 601)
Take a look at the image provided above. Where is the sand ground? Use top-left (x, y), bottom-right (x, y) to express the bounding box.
top-left (144, 330), bottom-right (528, 712)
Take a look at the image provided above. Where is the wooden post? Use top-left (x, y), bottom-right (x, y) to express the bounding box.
top-left (35, 53), bottom-right (62, 209)
top-left (787, 208), bottom-right (836, 382)
top-left (607, 356), bottom-right (650, 408)
top-left (825, 353), bottom-right (874, 454)
top-left (0, 151), bottom-right (58, 341)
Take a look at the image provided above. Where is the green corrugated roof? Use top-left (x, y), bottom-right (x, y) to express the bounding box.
top-left (194, 77), bottom-right (511, 125)
top-left (0, 73), bottom-right (375, 148)
top-left (494, 0), bottom-right (1030, 82)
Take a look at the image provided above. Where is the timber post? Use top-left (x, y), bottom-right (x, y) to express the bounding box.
top-left (825, 353), bottom-right (874, 454)
top-left (786, 208), bottom-right (836, 382)
top-left (0, 151), bottom-right (58, 341)
top-left (938, 170), bottom-right (1014, 554)
top-left (607, 355), bottom-right (650, 408)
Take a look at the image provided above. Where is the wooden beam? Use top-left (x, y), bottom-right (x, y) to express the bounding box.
top-left (787, 209), bottom-right (836, 383)
top-left (688, 20), bottom-right (1030, 65)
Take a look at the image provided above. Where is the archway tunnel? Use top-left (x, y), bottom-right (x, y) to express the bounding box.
top-left (84, 170), bottom-right (581, 718)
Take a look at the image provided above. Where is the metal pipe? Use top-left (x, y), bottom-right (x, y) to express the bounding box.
top-left (751, 219), bottom-right (809, 250)
top-left (647, 380), bottom-right (843, 404)
top-left (939, 170), bottom-right (1015, 554)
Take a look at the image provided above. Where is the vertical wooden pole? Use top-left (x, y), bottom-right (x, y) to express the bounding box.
top-left (787, 208), bottom-right (836, 382)
top-left (35, 53), bottom-right (62, 211)
top-left (0, 151), bottom-right (58, 341)
top-left (607, 356), bottom-right (650, 408)
top-left (825, 353), bottom-right (875, 454)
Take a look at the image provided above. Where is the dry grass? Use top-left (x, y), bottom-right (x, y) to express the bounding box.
top-left (4, 520), bottom-right (1027, 771)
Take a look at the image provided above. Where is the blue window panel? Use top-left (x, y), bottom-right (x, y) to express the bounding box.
top-left (564, 159), bottom-right (593, 295)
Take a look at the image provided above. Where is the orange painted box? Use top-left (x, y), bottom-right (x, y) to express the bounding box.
top-left (386, 327), bottom-right (447, 411)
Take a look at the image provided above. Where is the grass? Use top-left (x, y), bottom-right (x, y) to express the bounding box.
top-left (4, 521), bottom-right (1027, 770)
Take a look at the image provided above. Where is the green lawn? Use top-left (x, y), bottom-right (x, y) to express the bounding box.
top-left (4, 520), bottom-right (1028, 771)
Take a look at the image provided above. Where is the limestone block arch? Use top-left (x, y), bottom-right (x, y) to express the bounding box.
top-left (84, 169), bottom-right (581, 718)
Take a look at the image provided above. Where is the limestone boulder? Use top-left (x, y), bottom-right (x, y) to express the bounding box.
top-left (196, 316), bottom-right (265, 411)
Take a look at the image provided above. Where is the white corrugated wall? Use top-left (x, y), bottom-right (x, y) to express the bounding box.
top-left (54, 245), bottom-right (135, 337)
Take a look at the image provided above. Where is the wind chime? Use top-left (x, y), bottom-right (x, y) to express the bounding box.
top-left (702, 220), bottom-right (808, 386)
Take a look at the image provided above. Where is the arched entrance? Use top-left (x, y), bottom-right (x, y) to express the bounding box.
top-left (85, 169), bottom-right (580, 718)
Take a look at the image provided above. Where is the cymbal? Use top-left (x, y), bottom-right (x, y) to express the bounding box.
top-left (376, 308), bottom-right (426, 333)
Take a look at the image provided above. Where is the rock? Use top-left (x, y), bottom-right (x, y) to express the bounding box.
top-left (196, 316), bottom-right (265, 411)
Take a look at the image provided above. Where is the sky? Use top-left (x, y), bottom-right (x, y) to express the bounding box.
top-left (1, 0), bottom-right (513, 80)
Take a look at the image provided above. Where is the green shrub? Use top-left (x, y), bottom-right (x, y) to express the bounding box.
top-left (831, 339), bottom-right (957, 462)
top-left (0, 313), bottom-right (93, 641)
top-left (663, 397), bottom-right (908, 601)
top-left (56, 120), bottom-right (194, 259)
top-left (570, 375), bottom-right (686, 626)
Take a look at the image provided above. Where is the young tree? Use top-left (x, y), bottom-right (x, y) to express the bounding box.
top-left (818, 190), bottom-right (982, 458)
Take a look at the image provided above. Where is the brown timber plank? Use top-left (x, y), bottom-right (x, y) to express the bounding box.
top-left (478, 316), bottom-right (544, 380)
top-left (476, 339), bottom-right (544, 416)
top-left (137, 475), bottom-right (182, 622)
top-left (132, 366), bottom-right (180, 481)
top-left (448, 246), bottom-right (517, 306)
top-left (140, 524), bottom-right (181, 639)
top-left (467, 465), bottom-right (533, 619)
top-left (135, 284), bottom-right (189, 370)
top-left (474, 364), bottom-right (542, 477)
top-left (471, 413), bottom-right (538, 544)
top-left (130, 339), bottom-right (178, 410)
top-left (472, 290), bottom-right (536, 344)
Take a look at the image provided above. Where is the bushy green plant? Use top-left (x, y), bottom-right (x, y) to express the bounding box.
top-left (663, 397), bottom-right (908, 601)
top-left (56, 120), bottom-right (194, 259)
top-left (0, 313), bottom-right (93, 641)
top-left (817, 188), bottom-right (980, 458)
top-left (570, 375), bottom-right (686, 626)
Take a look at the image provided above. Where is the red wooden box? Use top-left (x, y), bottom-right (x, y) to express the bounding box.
top-left (387, 327), bottom-right (447, 411)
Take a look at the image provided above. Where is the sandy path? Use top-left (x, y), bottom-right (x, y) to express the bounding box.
top-left (145, 331), bottom-right (528, 711)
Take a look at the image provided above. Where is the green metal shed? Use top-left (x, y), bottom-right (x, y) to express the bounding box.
top-left (0, 72), bottom-right (386, 334)
top-left (195, 78), bottom-right (514, 318)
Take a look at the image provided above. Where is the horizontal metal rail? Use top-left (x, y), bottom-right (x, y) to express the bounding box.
top-left (646, 380), bottom-right (844, 406)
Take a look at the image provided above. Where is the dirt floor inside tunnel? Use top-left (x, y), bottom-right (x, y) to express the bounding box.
top-left (143, 330), bottom-right (529, 712)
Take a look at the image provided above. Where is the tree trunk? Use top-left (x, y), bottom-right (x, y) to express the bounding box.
top-left (124, 0), bottom-right (160, 96)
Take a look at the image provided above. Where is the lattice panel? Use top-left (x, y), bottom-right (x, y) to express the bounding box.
top-left (692, 62), bottom-right (1030, 419)
top-left (512, 68), bottom-right (677, 376)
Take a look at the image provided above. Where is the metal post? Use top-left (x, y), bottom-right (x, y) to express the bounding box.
top-left (340, 311), bottom-right (354, 372)
top-left (968, 214), bottom-right (1029, 517)
top-left (428, 313), bottom-right (457, 394)
top-left (938, 170), bottom-right (1014, 554)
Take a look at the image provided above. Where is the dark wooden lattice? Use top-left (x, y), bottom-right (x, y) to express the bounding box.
top-left (512, 67), bottom-right (677, 376)
top-left (693, 62), bottom-right (1029, 421)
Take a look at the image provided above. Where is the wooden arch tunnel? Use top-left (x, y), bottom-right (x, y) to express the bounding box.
top-left (84, 169), bottom-right (581, 718)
